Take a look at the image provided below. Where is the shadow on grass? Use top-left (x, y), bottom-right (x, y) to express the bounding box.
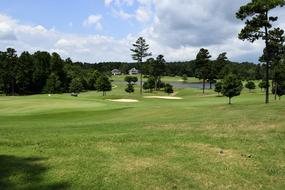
top-left (0, 155), bottom-right (69, 190)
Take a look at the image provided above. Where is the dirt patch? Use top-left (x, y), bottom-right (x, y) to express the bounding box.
top-left (108, 99), bottom-right (139, 103)
top-left (144, 96), bottom-right (183, 100)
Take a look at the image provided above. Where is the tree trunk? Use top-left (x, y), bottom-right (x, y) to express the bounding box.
top-left (274, 81), bottom-right (277, 101)
top-left (140, 65), bottom-right (143, 96)
top-left (203, 79), bottom-right (205, 94)
top-left (229, 97), bottom-right (231, 105)
top-left (210, 82), bottom-right (212, 89)
top-left (265, 11), bottom-right (270, 104)
top-left (12, 76), bottom-right (15, 96)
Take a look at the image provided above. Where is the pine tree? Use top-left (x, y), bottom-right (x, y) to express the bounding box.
top-left (130, 37), bottom-right (151, 95)
top-left (236, 0), bottom-right (285, 103)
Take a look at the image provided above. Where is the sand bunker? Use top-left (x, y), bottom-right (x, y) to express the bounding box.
top-left (144, 96), bottom-right (183, 100)
top-left (108, 99), bottom-right (139, 103)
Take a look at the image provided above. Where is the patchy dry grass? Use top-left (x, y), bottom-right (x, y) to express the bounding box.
top-left (0, 88), bottom-right (285, 189)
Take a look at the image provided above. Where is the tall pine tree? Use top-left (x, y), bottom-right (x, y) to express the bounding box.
top-left (236, 0), bottom-right (285, 104)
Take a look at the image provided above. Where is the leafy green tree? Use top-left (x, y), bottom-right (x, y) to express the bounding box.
top-left (44, 73), bottom-right (61, 94)
top-left (272, 63), bottom-right (285, 100)
top-left (215, 52), bottom-right (229, 79)
top-left (125, 76), bottom-right (138, 84)
top-left (149, 55), bottom-right (166, 90)
top-left (69, 78), bottom-right (83, 93)
top-left (86, 70), bottom-right (100, 90)
top-left (3, 48), bottom-right (18, 95)
top-left (96, 75), bottom-right (112, 96)
top-left (263, 28), bottom-right (285, 100)
top-left (182, 74), bottom-right (188, 83)
top-left (214, 82), bottom-right (223, 96)
top-left (236, 0), bottom-right (285, 103)
top-left (245, 81), bottom-right (256, 92)
top-left (222, 74), bottom-right (243, 104)
top-left (32, 51), bottom-right (51, 93)
top-left (124, 76), bottom-right (137, 93)
top-left (143, 77), bottom-right (155, 92)
top-left (272, 81), bottom-right (285, 100)
top-left (125, 84), bottom-right (135, 94)
top-left (195, 48), bottom-right (211, 94)
top-left (164, 83), bottom-right (174, 95)
top-left (130, 37), bottom-right (151, 95)
top-left (258, 80), bottom-right (268, 91)
top-left (16, 52), bottom-right (34, 95)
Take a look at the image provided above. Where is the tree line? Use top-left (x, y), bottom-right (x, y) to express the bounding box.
top-left (0, 48), bottom-right (112, 96)
top-left (0, 47), bottom-right (279, 96)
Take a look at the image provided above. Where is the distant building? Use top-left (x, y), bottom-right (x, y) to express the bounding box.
top-left (111, 69), bottom-right (121, 75)
top-left (129, 68), bottom-right (139, 75)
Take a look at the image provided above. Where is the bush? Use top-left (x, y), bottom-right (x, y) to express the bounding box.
top-left (165, 83), bottom-right (174, 95)
top-left (182, 74), bottom-right (188, 82)
top-left (245, 81), bottom-right (256, 92)
top-left (143, 77), bottom-right (155, 92)
top-left (125, 84), bottom-right (135, 94)
top-left (125, 76), bottom-right (138, 84)
top-left (214, 82), bottom-right (223, 95)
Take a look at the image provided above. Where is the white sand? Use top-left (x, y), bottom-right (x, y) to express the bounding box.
top-left (108, 99), bottom-right (139, 103)
top-left (144, 96), bottom-right (183, 100)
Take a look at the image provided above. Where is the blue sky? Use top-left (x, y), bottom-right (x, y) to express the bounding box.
top-left (0, 0), bottom-right (285, 63)
top-left (0, 0), bottom-right (145, 37)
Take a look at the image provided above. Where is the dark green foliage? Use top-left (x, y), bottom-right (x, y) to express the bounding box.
top-left (0, 46), bottom-right (270, 96)
top-left (69, 78), bottom-right (83, 93)
top-left (258, 81), bottom-right (268, 91)
top-left (130, 37), bottom-right (152, 62)
top-left (245, 81), bottom-right (256, 92)
top-left (272, 82), bottom-right (285, 100)
top-left (43, 73), bottom-right (61, 94)
top-left (195, 48), bottom-right (211, 94)
top-left (96, 75), bottom-right (112, 96)
top-left (146, 55), bottom-right (166, 90)
top-left (164, 83), bottom-right (174, 95)
top-left (125, 84), bottom-right (135, 94)
top-left (124, 76), bottom-right (138, 84)
top-left (222, 74), bottom-right (243, 104)
top-left (124, 76), bottom-right (137, 94)
top-left (214, 82), bottom-right (223, 95)
top-left (86, 70), bottom-right (101, 90)
top-left (143, 77), bottom-right (155, 92)
top-left (130, 37), bottom-right (151, 95)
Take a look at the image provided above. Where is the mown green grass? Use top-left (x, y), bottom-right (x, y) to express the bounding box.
top-left (0, 82), bottom-right (285, 190)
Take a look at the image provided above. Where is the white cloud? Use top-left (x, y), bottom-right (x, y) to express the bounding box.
top-left (105, 0), bottom-right (113, 6)
top-left (135, 6), bottom-right (150, 22)
top-left (1, 0), bottom-right (285, 63)
top-left (0, 13), bottom-right (136, 62)
top-left (105, 0), bottom-right (134, 7)
top-left (114, 9), bottom-right (133, 20)
top-left (82, 14), bottom-right (103, 30)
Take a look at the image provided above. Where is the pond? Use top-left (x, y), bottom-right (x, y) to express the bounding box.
top-left (113, 80), bottom-right (215, 89)
top-left (169, 82), bottom-right (215, 89)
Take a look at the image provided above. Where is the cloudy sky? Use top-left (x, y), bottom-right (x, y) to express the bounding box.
top-left (0, 0), bottom-right (285, 63)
